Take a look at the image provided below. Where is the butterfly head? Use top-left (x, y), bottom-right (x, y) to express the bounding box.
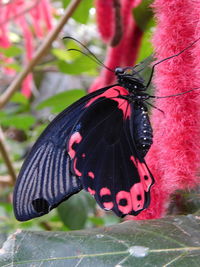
top-left (115, 67), bottom-right (146, 93)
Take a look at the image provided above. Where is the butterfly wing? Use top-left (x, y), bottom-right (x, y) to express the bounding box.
top-left (67, 86), bottom-right (154, 217)
top-left (13, 86), bottom-right (113, 221)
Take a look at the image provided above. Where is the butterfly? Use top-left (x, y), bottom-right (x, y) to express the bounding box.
top-left (13, 37), bottom-right (200, 221)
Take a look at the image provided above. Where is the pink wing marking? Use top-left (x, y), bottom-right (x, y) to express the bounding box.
top-left (100, 187), bottom-right (114, 210)
top-left (130, 155), bottom-right (137, 165)
top-left (88, 171), bottom-right (95, 179)
top-left (130, 156), bottom-right (152, 191)
top-left (68, 132), bottom-right (82, 159)
top-left (85, 87), bottom-right (131, 118)
top-left (116, 191), bottom-right (132, 214)
top-left (73, 158), bottom-right (82, 177)
top-left (100, 187), bottom-right (111, 196)
top-left (130, 183), bottom-right (145, 211)
top-left (103, 202), bottom-right (114, 210)
top-left (88, 187), bottom-right (96, 195)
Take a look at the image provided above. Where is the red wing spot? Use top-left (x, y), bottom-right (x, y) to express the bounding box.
top-left (138, 164), bottom-right (152, 191)
top-left (130, 156), bottom-right (153, 192)
top-left (130, 156), bottom-right (137, 166)
top-left (130, 183), bottom-right (145, 212)
top-left (73, 158), bottom-right (82, 177)
top-left (86, 87), bottom-right (131, 118)
top-left (103, 202), bottom-right (114, 210)
top-left (88, 171), bottom-right (95, 179)
top-left (116, 191), bottom-right (132, 214)
top-left (100, 187), bottom-right (111, 196)
top-left (68, 132), bottom-right (82, 159)
top-left (82, 153), bottom-right (86, 158)
top-left (88, 187), bottom-right (95, 195)
top-left (100, 187), bottom-right (113, 210)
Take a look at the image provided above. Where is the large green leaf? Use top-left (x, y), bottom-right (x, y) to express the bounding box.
top-left (10, 93), bottom-right (29, 106)
top-left (1, 214), bottom-right (200, 266)
top-left (36, 89), bottom-right (86, 113)
top-left (0, 46), bottom-right (22, 57)
top-left (0, 114), bottom-right (36, 130)
top-left (62, 0), bottom-right (93, 24)
top-left (133, 0), bottom-right (154, 32)
top-left (136, 29), bottom-right (154, 64)
top-left (57, 191), bottom-right (96, 230)
top-left (57, 55), bottom-right (98, 75)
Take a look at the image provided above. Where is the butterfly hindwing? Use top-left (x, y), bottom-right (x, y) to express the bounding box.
top-left (67, 86), bottom-right (154, 217)
top-left (13, 86), bottom-right (113, 221)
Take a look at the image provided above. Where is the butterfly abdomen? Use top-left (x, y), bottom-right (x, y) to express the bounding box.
top-left (131, 104), bottom-right (153, 157)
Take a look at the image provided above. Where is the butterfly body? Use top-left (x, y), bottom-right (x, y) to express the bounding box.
top-left (13, 65), bottom-right (155, 221)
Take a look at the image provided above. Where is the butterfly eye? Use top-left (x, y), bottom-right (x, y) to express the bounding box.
top-left (115, 67), bottom-right (124, 74)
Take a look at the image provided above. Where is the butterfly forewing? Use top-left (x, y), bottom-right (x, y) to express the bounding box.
top-left (13, 86), bottom-right (112, 221)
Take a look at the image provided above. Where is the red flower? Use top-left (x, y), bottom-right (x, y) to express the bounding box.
top-left (133, 0), bottom-right (200, 220)
top-left (90, 0), bottom-right (142, 92)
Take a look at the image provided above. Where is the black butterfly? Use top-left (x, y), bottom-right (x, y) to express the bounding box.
top-left (13, 37), bottom-right (200, 221)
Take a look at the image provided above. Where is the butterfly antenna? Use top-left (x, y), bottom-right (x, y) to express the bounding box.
top-left (63, 36), bottom-right (114, 73)
top-left (146, 36), bottom-right (200, 88)
top-left (149, 87), bottom-right (200, 99)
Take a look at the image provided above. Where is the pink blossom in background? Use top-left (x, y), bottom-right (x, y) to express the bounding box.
top-left (0, 0), bottom-right (53, 98)
top-left (131, 0), bottom-right (200, 220)
top-left (95, 0), bottom-right (115, 43)
top-left (90, 0), bottom-right (142, 92)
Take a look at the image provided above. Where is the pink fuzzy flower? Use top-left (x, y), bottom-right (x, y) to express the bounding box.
top-left (95, 0), bottom-right (115, 43)
top-left (21, 74), bottom-right (33, 99)
top-left (90, 0), bottom-right (142, 92)
top-left (40, 0), bottom-right (53, 31)
top-left (132, 0), bottom-right (200, 220)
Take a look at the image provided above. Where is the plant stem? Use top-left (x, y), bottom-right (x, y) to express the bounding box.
top-left (0, 0), bottom-right (82, 109)
top-left (0, 127), bottom-right (16, 185)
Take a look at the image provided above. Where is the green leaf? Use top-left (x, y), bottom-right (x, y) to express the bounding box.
top-left (62, 0), bottom-right (93, 24)
top-left (0, 46), bottom-right (22, 57)
top-left (57, 191), bottom-right (96, 230)
top-left (57, 55), bottom-right (98, 75)
top-left (52, 48), bottom-right (73, 61)
top-left (36, 89), bottom-right (86, 113)
top-left (1, 215), bottom-right (200, 266)
top-left (88, 215), bottom-right (120, 227)
top-left (0, 114), bottom-right (36, 130)
top-left (133, 0), bottom-right (154, 32)
top-left (169, 189), bottom-right (200, 215)
top-left (4, 63), bottom-right (22, 72)
top-left (10, 92), bottom-right (29, 106)
top-left (136, 30), bottom-right (154, 63)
